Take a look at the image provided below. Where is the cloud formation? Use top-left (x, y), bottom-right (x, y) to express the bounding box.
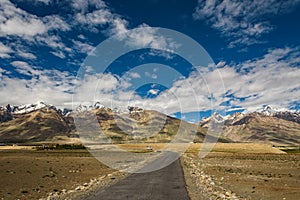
top-left (0, 0), bottom-right (125, 60)
top-left (0, 60), bottom-right (75, 108)
top-left (79, 46), bottom-right (300, 114)
top-left (0, 0), bottom-right (299, 118)
top-left (0, 42), bottom-right (13, 58)
top-left (1, 46), bottom-right (299, 115)
top-left (193, 0), bottom-right (300, 47)
top-left (0, 0), bottom-right (174, 63)
top-left (0, 0), bottom-right (69, 38)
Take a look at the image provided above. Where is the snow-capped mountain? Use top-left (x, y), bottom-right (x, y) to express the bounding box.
top-left (1, 101), bottom-right (126, 117)
top-left (1, 101), bottom-right (300, 145)
top-left (259, 105), bottom-right (300, 124)
top-left (200, 105), bottom-right (300, 126)
top-left (12, 101), bottom-right (48, 114)
top-left (199, 112), bottom-right (225, 128)
top-left (0, 102), bottom-right (76, 143)
top-left (198, 105), bottom-right (300, 146)
top-left (0, 101), bottom-right (73, 116)
top-left (211, 112), bottom-right (225, 123)
top-left (260, 105), bottom-right (289, 116)
top-left (74, 102), bottom-right (105, 112)
top-left (0, 101), bottom-right (200, 144)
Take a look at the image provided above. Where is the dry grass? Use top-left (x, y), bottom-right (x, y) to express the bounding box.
top-left (187, 143), bottom-right (286, 154)
top-left (114, 142), bottom-right (287, 154)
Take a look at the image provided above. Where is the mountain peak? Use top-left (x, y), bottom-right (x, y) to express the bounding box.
top-left (262, 105), bottom-right (276, 116)
top-left (12, 102), bottom-right (49, 114)
top-left (74, 102), bottom-right (105, 112)
top-left (260, 104), bottom-right (291, 115)
top-left (211, 112), bottom-right (225, 123)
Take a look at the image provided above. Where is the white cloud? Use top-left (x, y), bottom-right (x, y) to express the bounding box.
top-left (0, 0), bottom-right (72, 59)
top-left (43, 15), bottom-right (70, 32)
top-left (2, 45), bottom-right (299, 115)
top-left (0, 67), bottom-right (7, 78)
top-left (0, 42), bottom-right (13, 58)
top-left (0, 1), bottom-right (187, 109)
top-left (128, 72), bottom-right (141, 79)
top-left (87, 46), bottom-right (300, 114)
top-left (72, 0), bottom-right (128, 37)
top-left (0, 0), bottom-right (174, 63)
top-left (0, 0), bottom-right (47, 37)
top-left (71, 0), bottom-right (106, 12)
top-left (121, 24), bottom-right (179, 54)
top-left (147, 89), bottom-right (159, 95)
top-left (0, 1), bottom-right (70, 38)
top-left (193, 0), bottom-right (300, 47)
top-left (0, 62), bottom-right (76, 108)
top-left (77, 34), bottom-right (86, 40)
top-left (72, 2), bottom-right (176, 55)
top-left (0, 16), bottom-right (46, 37)
top-left (36, 35), bottom-right (63, 49)
top-left (11, 61), bottom-right (39, 76)
top-left (3, 1), bottom-right (298, 114)
top-left (0, 42), bottom-right (36, 62)
top-left (211, 47), bottom-right (300, 111)
top-left (35, 35), bottom-right (72, 58)
top-left (75, 9), bottom-right (112, 29)
top-left (72, 40), bottom-right (95, 54)
top-left (50, 51), bottom-right (66, 59)
top-left (17, 51), bottom-right (37, 59)
top-left (216, 61), bottom-right (226, 68)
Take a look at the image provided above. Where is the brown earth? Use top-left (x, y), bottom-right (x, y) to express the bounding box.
top-left (0, 149), bottom-right (120, 200)
top-left (1, 143), bottom-right (299, 200)
top-left (182, 144), bottom-right (300, 200)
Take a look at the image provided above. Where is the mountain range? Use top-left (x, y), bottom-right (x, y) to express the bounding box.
top-left (0, 102), bottom-right (299, 146)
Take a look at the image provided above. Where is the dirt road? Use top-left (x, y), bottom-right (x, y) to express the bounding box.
top-left (83, 152), bottom-right (190, 200)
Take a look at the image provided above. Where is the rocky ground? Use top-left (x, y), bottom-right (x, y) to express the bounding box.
top-left (0, 148), bottom-right (126, 200)
top-left (182, 147), bottom-right (300, 200)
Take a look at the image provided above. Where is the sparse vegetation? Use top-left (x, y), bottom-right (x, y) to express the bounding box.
top-left (35, 144), bottom-right (86, 150)
top-left (281, 148), bottom-right (300, 153)
top-left (182, 144), bottom-right (300, 200)
top-left (273, 146), bottom-right (300, 154)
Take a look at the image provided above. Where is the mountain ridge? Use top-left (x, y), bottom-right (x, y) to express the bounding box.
top-left (198, 106), bottom-right (300, 146)
top-left (0, 102), bottom-right (206, 144)
top-left (0, 103), bottom-right (299, 145)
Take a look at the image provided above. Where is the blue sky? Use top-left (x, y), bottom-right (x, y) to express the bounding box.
top-left (1, 0), bottom-right (300, 122)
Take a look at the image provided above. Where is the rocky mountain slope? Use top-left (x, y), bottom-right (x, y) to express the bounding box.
top-left (0, 103), bottom-right (75, 143)
top-left (222, 112), bottom-right (300, 145)
top-left (72, 106), bottom-right (209, 144)
top-left (1, 102), bottom-right (299, 145)
top-left (199, 106), bottom-right (300, 146)
top-left (0, 102), bottom-right (208, 144)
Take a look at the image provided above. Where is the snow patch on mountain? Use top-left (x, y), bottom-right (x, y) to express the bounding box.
top-left (0, 101), bottom-right (72, 116)
top-left (199, 105), bottom-right (300, 126)
top-left (12, 101), bottom-right (48, 114)
top-left (75, 102), bottom-right (105, 112)
top-left (260, 105), bottom-right (289, 116)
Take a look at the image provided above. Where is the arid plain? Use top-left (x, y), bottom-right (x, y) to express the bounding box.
top-left (1, 143), bottom-right (299, 200)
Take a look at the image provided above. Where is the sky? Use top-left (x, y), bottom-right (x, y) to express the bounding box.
top-left (1, 0), bottom-right (300, 122)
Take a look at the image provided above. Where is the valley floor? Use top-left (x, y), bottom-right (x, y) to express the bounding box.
top-left (182, 144), bottom-right (300, 200)
top-left (0, 143), bottom-right (299, 200)
top-left (0, 148), bottom-right (125, 200)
